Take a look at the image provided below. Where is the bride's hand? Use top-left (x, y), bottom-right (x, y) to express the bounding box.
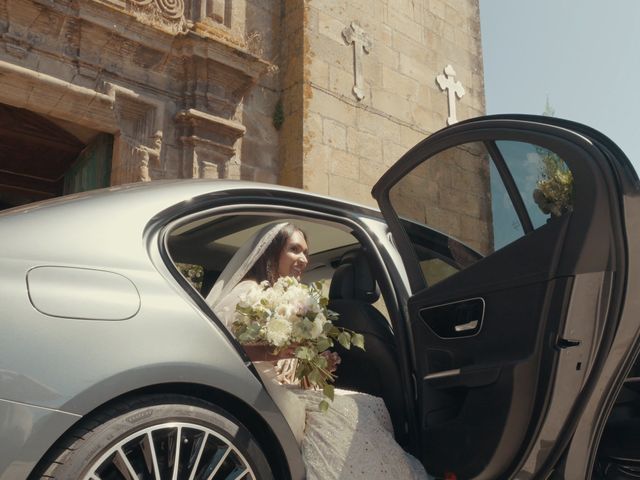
top-left (277, 346), bottom-right (297, 359)
top-left (242, 344), bottom-right (297, 362)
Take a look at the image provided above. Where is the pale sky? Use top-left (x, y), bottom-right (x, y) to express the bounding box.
top-left (479, 0), bottom-right (640, 175)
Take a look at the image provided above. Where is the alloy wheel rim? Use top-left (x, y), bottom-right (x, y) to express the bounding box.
top-left (83, 421), bottom-right (257, 480)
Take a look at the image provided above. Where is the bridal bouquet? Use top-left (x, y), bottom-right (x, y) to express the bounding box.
top-left (231, 276), bottom-right (365, 411)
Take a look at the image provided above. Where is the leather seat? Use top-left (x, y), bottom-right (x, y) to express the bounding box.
top-left (329, 250), bottom-right (408, 445)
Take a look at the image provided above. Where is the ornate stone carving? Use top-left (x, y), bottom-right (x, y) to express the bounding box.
top-left (105, 83), bottom-right (165, 183)
top-left (92, 0), bottom-right (188, 32)
top-left (153, 0), bottom-right (183, 20)
top-left (2, 32), bottom-right (31, 58)
top-left (176, 108), bottom-right (245, 179)
top-left (436, 64), bottom-right (465, 125)
top-left (192, 0), bottom-right (230, 26)
top-left (342, 21), bottom-right (372, 101)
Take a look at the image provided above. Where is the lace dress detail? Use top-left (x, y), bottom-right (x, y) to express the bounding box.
top-left (213, 281), bottom-right (428, 479)
top-left (295, 389), bottom-right (427, 479)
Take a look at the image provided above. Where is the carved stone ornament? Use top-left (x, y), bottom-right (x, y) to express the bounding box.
top-left (436, 64), bottom-right (465, 125)
top-left (342, 21), bottom-right (372, 101)
top-left (127, 0), bottom-right (187, 32)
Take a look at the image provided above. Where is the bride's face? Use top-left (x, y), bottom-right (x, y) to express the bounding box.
top-left (277, 230), bottom-right (309, 280)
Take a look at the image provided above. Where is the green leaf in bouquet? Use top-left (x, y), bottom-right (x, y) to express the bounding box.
top-left (295, 361), bottom-right (312, 380)
top-left (238, 331), bottom-right (258, 343)
top-left (337, 331), bottom-right (351, 350)
top-left (319, 400), bottom-right (330, 413)
top-left (326, 309), bottom-right (339, 321)
top-left (307, 367), bottom-right (323, 386)
top-left (315, 336), bottom-right (332, 353)
top-left (315, 354), bottom-right (328, 370)
top-left (323, 384), bottom-right (335, 402)
top-left (327, 325), bottom-right (341, 337)
top-left (299, 318), bottom-right (314, 337)
top-left (236, 305), bottom-right (253, 315)
top-left (248, 321), bottom-right (262, 337)
top-left (231, 322), bottom-right (246, 335)
top-left (319, 297), bottom-right (329, 307)
top-left (295, 346), bottom-right (315, 361)
top-left (352, 333), bottom-right (365, 350)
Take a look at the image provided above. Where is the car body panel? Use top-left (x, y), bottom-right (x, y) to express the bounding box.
top-left (27, 266), bottom-right (141, 320)
top-left (0, 181), bottom-right (329, 479)
top-left (556, 155), bottom-right (640, 478)
top-left (0, 399), bottom-right (80, 480)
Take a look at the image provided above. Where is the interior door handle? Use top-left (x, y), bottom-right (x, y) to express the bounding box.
top-left (425, 364), bottom-right (501, 388)
top-left (455, 320), bottom-right (479, 332)
top-left (419, 298), bottom-right (484, 338)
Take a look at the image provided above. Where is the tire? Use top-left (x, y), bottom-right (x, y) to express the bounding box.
top-left (36, 394), bottom-right (274, 480)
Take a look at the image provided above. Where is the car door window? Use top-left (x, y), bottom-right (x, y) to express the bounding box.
top-left (389, 140), bottom-right (574, 286)
top-left (496, 140), bottom-right (574, 226)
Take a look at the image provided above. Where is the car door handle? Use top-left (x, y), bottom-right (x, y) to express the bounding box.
top-left (454, 320), bottom-right (479, 332)
top-left (424, 364), bottom-right (501, 389)
top-left (419, 298), bottom-right (484, 338)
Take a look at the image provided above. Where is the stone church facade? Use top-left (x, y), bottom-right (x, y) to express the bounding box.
top-left (0, 0), bottom-right (487, 248)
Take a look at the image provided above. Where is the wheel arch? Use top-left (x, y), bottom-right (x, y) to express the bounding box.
top-left (28, 382), bottom-right (301, 480)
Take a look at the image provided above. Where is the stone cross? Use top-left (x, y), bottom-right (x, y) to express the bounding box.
top-left (436, 64), bottom-right (465, 125)
top-left (342, 21), bottom-right (372, 101)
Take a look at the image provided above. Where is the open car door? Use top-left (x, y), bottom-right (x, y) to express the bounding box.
top-left (373, 115), bottom-right (631, 479)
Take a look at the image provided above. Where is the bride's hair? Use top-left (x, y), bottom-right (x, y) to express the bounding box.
top-left (245, 222), bottom-right (307, 284)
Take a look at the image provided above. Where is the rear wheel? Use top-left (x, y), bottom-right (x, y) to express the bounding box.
top-left (37, 394), bottom-right (273, 480)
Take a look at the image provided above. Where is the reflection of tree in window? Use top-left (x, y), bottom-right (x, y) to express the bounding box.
top-left (177, 263), bottom-right (204, 290)
top-left (496, 140), bottom-right (574, 230)
top-left (533, 148), bottom-right (574, 218)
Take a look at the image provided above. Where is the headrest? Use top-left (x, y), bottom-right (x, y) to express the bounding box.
top-left (329, 250), bottom-right (380, 303)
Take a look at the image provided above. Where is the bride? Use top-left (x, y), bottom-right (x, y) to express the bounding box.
top-left (206, 222), bottom-right (428, 479)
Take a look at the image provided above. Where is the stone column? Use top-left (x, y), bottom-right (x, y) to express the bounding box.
top-left (176, 108), bottom-right (246, 179)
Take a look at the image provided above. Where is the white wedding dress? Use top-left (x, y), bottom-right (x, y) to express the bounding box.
top-left (214, 280), bottom-right (428, 480)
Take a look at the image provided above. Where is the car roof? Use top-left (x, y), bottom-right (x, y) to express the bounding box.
top-left (0, 180), bottom-right (382, 269)
top-left (0, 179), bottom-right (380, 220)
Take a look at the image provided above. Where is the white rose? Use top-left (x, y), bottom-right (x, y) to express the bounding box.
top-left (275, 303), bottom-right (296, 320)
top-left (272, 278), bottom-right (286, 294)
top-left (282, 286), bottom-right (309, 315)
top-left (265, 314), bottom-right (293, 347)
top-left (240, 284), bottom-right (264, 308)
top-left (304, 294), bottom-right (321, 313)
top-left (310, 312), bottom-right (326, 339)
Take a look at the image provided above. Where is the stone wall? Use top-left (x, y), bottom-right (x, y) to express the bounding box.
top-left (0, 0), bottom-right (488, 247)
top-left (239, 0), bottom-right (282, 184)
top-left (0, 0), bottom-right (268, 188)
top-left (290, 0), bottom-right (485, 206)
top-left (275, 0), bottom-right (488, 248)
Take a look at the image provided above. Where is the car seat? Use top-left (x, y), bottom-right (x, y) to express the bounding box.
top-left (328, 250), bottom-right (408, 445)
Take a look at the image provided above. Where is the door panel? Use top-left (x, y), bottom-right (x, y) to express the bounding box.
top-left (64, 133), bottom-right (113, 194)
top-left (373, 117), bottom-right (624, 479)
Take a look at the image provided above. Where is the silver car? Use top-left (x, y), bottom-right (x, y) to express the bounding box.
top-left (1, 115), bottom-right (639, 480)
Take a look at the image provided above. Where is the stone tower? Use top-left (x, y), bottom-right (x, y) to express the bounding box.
top-left (273, 0), bottom-right (485, 207)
